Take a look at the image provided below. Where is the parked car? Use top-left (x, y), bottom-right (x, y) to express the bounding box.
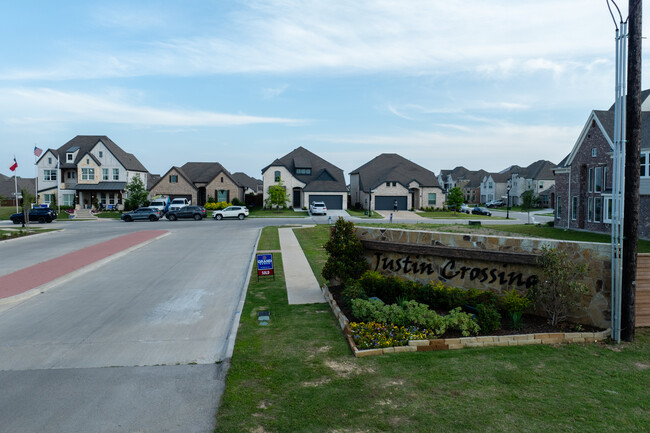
top-left (10, 207), bottom-right (58, 224)
top-left (168, 198), bottom-right (191, 212)
top-left (121, 207), bottom-right (162, 222)
top-left (165, 205), bottom-right (207, 221)
top-left (309, 201), bottom-right (327, 215)
top-left (460, 204), bottom-right (472, 214)
top-left (212, 206), bottom-right (249, 220)
top-left (485, 199), bottom-right (505, 208)
top-left (148, 197), bottom-right (170, 214)
top-left (472, 206), bottom-right (492, 216)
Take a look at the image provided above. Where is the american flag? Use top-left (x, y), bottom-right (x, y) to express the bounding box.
top-left (34, 146), bottom-right (43, 157)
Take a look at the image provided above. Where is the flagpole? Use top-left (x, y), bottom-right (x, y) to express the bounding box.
top-left (34, 145), bottom-right (38, 206)
top-left (57, 154), bottom-right (61, 214)
top-left (14, 158), bottom-right (18, 213)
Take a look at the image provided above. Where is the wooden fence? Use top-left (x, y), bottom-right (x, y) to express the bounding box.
top-left (638, 254), bottom-right (650, 327)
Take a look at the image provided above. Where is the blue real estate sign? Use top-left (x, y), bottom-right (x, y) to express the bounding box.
top-left (257, 254), bottom-right (274, 277)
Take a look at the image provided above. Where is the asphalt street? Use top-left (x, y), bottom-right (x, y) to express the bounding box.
top-left (0, 209), bottom-right (552, 432)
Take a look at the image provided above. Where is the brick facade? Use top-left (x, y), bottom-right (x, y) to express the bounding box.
top-left (149, 168), bottom-right (197, 203)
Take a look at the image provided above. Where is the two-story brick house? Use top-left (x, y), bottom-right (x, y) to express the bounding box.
top-left (554, 94), bottom-right (650, 239)
top-left (36, 136), bottom-right (149, 209)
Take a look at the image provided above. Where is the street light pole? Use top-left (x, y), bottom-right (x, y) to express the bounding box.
top-left (506, 180), bottom-right (511, 219)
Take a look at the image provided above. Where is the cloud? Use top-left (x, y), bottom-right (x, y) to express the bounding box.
top-left (261, 84), bottom-right (289, 99)
top-left (0, 0), bottom-right (621, 80)
top-left (0, 88), bottom-right (303, 127)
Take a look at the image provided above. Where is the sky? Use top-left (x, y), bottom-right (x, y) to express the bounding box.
top-left (1, 0), bottom-right (649, 183)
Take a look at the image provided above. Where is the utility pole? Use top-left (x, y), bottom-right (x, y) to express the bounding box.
top-left (622, 0), bottom-right (641, 341)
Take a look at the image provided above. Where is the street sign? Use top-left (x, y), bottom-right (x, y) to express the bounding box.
top-left (257, 253), bottom-right (274, 280)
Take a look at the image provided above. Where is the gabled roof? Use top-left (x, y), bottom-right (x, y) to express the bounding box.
top-left (0, 177), bottom-right (35, 197)
top-left (179, 162), bottom-right (235, 184)
top-left (263, 147), bottom-right (347, 192)
top-left (232, 172), bottom-right (262, 191)
top-left (38, 135), bottom-right (148, 172)
top-left (149, 166), bottom-right (198, 192)
top-left (350, 153), bottom-right (440, 191)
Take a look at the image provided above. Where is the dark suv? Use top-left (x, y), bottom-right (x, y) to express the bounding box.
top-left (10, 207), bottom-right (58, 224)
top-left (165, 206), bottom-right (207, 221)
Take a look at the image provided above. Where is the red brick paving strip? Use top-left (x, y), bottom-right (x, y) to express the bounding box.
top-left (0, 230), bottom-right (168, 300)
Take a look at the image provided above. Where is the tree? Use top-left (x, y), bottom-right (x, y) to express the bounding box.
top-left (124, 176), bottom-right (149, 211)
top-left (20, 188), bottom-right (35, 232)
top-left (322, 218), bottom-right (369, 286)
top-left (530, 246), bottom-right (588, 326)
top-left (520, 190), bottom-right (538, 224)
top-left (445, 187), bottom-right (464, 214)
top-left (264, 179), bottom-right (291, 210)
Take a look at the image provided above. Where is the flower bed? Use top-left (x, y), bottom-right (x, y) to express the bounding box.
top-left (321, 284), bottom-right (610, 358)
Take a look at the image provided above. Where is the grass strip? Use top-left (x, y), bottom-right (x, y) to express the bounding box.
top-left (215, 224), bottom-right (650, 432)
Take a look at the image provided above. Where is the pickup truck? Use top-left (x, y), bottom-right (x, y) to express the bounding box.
top-left (168, 198), bottom-right (191, 212)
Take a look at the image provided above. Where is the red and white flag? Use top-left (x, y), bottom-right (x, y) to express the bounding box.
top-left (34, 146), bottom-right (43, 157)
top-left (9, 157), bottom-right (17, 172)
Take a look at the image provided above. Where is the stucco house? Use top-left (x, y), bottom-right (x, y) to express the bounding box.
top-left (553, 93), bottom-right (650, 239)
top-left (36, 135), bottom-right (149, 210)
top-left (261, 147), bottom-right (348, 210)
top-left (350, 153), bottom-right (444, 211)
top-left (505, 160), bottom-right (557, 206)
top-left (479, 172), bottom-right (509, 204)
top-left (149, 162), bottom-right (244, 206)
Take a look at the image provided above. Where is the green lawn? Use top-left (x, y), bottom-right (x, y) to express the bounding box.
top-left (0, 206), bottom-right (18, 220)
top-left (215, 224), bottom-right (650, 432)
top-left (346, 208), bottom-right (384, 219)
top-left (95, 211), bottom-right (122, 219)
top-left (248, 208), bottom-right (309, 218)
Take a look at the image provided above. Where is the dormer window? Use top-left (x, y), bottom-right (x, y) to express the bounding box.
top-left (296, 168), bottom-right (311, 175)
top-left (67, 154), bottom-right (73, 162)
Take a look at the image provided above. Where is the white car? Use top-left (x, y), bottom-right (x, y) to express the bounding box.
top-left (168, 198), bottom-right (191, 212)
top-left (310, 201), bottom-right (327, 215)
top-left (212, 206), bottom-right (249, 220)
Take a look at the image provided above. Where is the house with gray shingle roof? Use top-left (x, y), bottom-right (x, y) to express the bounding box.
top-left (349, 153), bottom-right (444, 211)
top-left (149, 162), bottom-right (245, 206)
top-left (231, 172), bottom-right (262, 196)
top-left (36, 135), bottom-right (149, 210)
top-left (553, 93), bottom-right (650, 239)
top-left (261, 147), bottom-right (347, 209)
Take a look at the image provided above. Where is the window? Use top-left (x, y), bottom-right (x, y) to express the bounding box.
top-left (113, 168), bottom-right (119, 180)
top-left (82, 168), bottom-right (95, 180)
top-left (392, 182), bottom-right (397, 187)
top-left (642, 151), bottom-right (649, 177)
top-left (488, 182), bottom-right (493, 188)
top-left (428, 193), bottom-right (437, 205)
top-left (296, 168), bottom-right (311, 175)
top-left (44, 169), bottom-right (57, 181)
top-left (100, 193), bottom-right (106, 205)
top-left (594, 167), bottom-right (602, 192)
top-left (102, 168), bottom-right (109, 180)
top-left (86, 158), bottom-right (89, 164)
top-left (587, 197), bottom-right (593, 222)
top-left (221, 177), bottom-right (224, 182)
top-left (67, 153), bottom-right (73, 161)
top-left (109, 193), bottom-right (115, 205)
top-left (386, 182), bottom-right (390, 187)
top-left (604, 197), bottom-right (613, 223)
top-left (63, 194), bottom-right (74, 206)
top-left (539, 181), bottom-right (543, 189)
top-left (571, 196), bottom-right (577, 220)
top-left (99, 151), bottom-right (103, 158)
top-left (594, 197), bottom-right (602, 223)
top-left (170, 175), bottom-right (178, 183)
top-left (274, 171), bottom-right (281, 182)
top-left (48, 157), bottom-right (52, 164)
top-left (588, 167), bottom-right (594, 192)
top-left (592, 147), bottom-right (597, 157)
top-left (43, 193), bottom-right (54, 204)
top-left (603, 167), bottom-right (608, 190)
top-left (556, 196), bottom-right (562, 218)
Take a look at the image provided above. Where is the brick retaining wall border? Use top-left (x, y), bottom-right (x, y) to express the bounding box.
top-left (321, 284), bottom-right (610, 358)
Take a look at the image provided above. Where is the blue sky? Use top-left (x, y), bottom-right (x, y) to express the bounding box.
top-left (2, 0), bottom-right (648, 182)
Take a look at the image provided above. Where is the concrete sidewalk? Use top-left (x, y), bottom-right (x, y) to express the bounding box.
top-left (278, 227), bottom-right (325, 305)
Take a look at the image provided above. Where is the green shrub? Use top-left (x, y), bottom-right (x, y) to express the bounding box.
top-left (342, 283), bottom-right (368, 309)
top-left (205, 201), bottom-right (232, 210)
top-left (322, 219), bottom-right (369, 285)
top-left (476, 303), bottom-right (501, 333)
top-left (232, 197), bottom-right (242, 206)
top-left (446, 307), bottom-right (480, 337)
top-left (500, 289), bottom-right (532, 329)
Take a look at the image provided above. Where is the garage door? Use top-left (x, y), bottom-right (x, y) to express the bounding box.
top-left (307, 195), bottom-right (343, 210)
top-left (375, 196), bottom-right (407, 210)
